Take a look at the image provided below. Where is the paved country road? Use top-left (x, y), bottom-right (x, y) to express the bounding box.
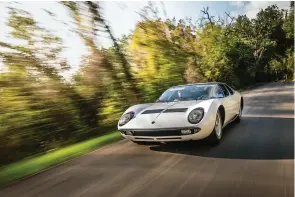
top-left (0, 82), bottom-right (294, 197)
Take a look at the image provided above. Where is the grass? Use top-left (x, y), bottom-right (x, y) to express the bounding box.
top-left (0, 131), bottom-right (122, 187)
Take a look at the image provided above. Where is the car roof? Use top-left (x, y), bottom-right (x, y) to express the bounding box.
top-left (171, 82), bottom-right (224, 88)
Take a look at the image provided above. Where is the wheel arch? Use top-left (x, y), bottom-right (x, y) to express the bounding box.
top-left (218, 105), bottom-right (225, 126)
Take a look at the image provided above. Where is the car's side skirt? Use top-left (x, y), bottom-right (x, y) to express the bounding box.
top-left (222, 114), bottom-right (239, 128)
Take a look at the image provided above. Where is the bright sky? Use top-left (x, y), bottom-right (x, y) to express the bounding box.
top-left (0, 1), bottom-right (291, 76)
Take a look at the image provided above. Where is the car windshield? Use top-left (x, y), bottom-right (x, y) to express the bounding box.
top-left (157, 84), bottom-right (214, 102)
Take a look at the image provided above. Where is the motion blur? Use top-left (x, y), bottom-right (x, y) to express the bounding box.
top-left (0, 1), bottom-right (294, 167)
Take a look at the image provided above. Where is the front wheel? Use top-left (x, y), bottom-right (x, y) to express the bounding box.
top-left (234, 104), bottom-right (242, 123)
top-left (207, 111), bottom-right (223, 145)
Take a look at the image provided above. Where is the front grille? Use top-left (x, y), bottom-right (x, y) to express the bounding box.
top-left (163, 108), bottom-right (188, 113)
top-left (141, 109), bottom-right (164, 114)
top-left (132, 130), bottom-right (182, 137)
top-left (134, 137), bottom-right (182, 140)
top-left (155, 137), bottom-right (182, 140)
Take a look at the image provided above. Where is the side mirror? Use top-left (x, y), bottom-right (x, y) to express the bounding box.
top-left (216, 93), bottom-right (224, 98)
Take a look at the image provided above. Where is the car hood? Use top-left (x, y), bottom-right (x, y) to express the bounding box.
top-left (119, 100), bottom-right (212, 129)
top-left (145, 100), bottom-right (204, 110)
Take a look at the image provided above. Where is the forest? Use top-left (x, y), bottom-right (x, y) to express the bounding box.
top-left (0, 1), bottom-right (294, 166)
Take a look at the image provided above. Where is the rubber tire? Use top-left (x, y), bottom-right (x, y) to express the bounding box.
top-left (234, 103), bottom-right (242, 123)
top-left (207, 111), bottom-right (223, 146)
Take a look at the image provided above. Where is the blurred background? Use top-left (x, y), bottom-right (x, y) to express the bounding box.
top-left (0, 1), bottom-right (294, 167)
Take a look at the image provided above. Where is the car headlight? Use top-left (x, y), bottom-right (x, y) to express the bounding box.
top-left (119, 112), bottom-right (135, 126)
top-left (188, 108), bottom-right (204, 124)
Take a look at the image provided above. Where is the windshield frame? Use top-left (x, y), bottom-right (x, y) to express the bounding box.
top-left (156, 84), bottom-right (215, 103)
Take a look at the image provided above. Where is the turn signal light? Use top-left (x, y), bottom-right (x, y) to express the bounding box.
top-left (181, 130), bottom-right (192, 135)
top-left (181, 128), bottom-right (201, 135)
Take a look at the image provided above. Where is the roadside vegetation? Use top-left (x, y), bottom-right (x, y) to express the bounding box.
top-left (0, 132), bottom-right (121, 186)
top-left (0, 1), bottom-right (293, 174)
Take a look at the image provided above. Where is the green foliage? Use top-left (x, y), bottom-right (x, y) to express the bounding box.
top-left (128, 4), bottom-right (293, 90)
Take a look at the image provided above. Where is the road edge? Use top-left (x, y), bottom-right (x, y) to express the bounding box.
top-left (0, 132), bottom-right (124, 188)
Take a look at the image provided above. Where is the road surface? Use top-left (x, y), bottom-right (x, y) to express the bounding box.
top-left (0, 82), bottom-right (294, 197)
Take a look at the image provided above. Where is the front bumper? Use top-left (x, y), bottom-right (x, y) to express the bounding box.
top-left (119, 125), bottom-right (213, 142)
top-left (118, 105), bottom-right (217, 142)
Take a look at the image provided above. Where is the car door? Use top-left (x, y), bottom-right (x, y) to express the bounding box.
top-left (224, 84), bottom-right (240, 116)
top-left (218, 84), bottom-right (236, 124)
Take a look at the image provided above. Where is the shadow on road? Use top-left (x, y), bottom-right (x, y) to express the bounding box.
top-left (150, 116), bottom-right (294, 160)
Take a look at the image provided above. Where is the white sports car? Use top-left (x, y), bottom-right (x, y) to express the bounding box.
top-left (118, 82), bottom-right (243, 145)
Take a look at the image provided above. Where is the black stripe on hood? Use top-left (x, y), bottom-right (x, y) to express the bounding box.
top-left (141, 108), bottom-right (188, 114)
top-left (163, 108), bottom-right (188, 113)
top-left (141, 109), bottom-right (164, 114)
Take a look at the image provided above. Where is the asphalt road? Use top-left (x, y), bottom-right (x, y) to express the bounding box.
top-left (1, 82), bottom-right (294, 197)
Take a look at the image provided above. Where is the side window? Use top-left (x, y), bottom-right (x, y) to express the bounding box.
top-left (219, 84), bottom-right (229, 97)
top-left (215, 86), bottom-right (224, 97)
top-left (225, 84), bottom-right (234, 95)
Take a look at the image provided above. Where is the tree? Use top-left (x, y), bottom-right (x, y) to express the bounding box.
top-left (0, 7), bottom-right (83, 165)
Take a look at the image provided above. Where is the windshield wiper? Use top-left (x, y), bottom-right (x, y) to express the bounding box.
top-left (196, 96), bottom-right (212, 100)
top-left (156, 99), bottom-right (169, 103)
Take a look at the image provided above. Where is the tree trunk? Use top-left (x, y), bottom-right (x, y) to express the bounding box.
top-left (86, 1), bottom-right (141, 103)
